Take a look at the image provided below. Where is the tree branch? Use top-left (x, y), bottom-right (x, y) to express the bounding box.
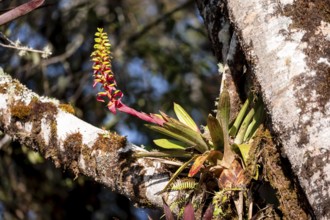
top-left (0, 70), bottom-right (179, 208)
top-left (197, 0), bottom-right (330, 218)
top-left (0, 0), bottom-right (45, 26)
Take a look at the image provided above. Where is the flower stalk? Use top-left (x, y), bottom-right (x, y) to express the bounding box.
top-left (91, 28), bottom-right (165, 126)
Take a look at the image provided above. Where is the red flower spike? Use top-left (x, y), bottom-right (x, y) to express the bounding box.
top-left (91, 28), bottom-right (165, 126)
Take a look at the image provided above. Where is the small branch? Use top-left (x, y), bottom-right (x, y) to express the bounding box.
top-left (0, 32), bottom-right (52, 58)
top-left (0, 0), bottom-right (45, 25)
top-left (126, 0), bottom-right (194, 43)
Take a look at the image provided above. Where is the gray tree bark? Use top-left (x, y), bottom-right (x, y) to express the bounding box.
top-left (196, 0), bottom-right (330, 219)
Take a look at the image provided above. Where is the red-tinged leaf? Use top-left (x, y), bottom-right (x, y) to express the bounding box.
top-left (188, 154), bottom-right (209, 177)
top-left (202, 204), bottom-right (214, 220)
top-left (207, 150), bottom-right (223, 164)
top-left (183, 203), bottom-right (195, 220)
top-left (162, 198), bottom-right (175, 220)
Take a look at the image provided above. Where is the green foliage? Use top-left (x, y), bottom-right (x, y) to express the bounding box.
top-left (153, 139), bottom-right (187, 150)
top-left (143, 87), bottom-right (265, 219)
top-left (174, 102), bottom-right (199, 132)
top-left (171, 178), bottom-right (198, 191)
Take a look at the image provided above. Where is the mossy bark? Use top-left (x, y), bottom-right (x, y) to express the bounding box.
top-left (0, 71), bottom-right (173, 208)
top-left (196, 0), bottom-right (329, 219)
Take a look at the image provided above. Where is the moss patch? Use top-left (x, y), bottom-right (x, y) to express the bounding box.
top-left (93, 133), bottom-right (126, 152)
top-left (59, 104), bottom-right (75, 115)
top-left (63, 132), bottom-right (83, 177)
top-left (10, 101), bottom-right (33, 120)
top-left (0, 82), bottom-right (8, 94)
top-left (277, 1), bottom-right (330, 147)
top-left (8, 92), bottom-right (59, 162)
top-left (261, 129), bottom-right (310, 219)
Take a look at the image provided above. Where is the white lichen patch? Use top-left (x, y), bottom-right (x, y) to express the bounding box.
top-left (279, 0), bottom-right (294, 5)
top-left (22, 122), bottom-right (33, 135)
top-left (56, 110), bottom-right (102, 149)
top-left (78, 155), bottom-right (86, 170)
top-left (0, 95), bottom-right (9, 122)
top-left (40, 117), bottom-right (51, 146)
top-left (140, 159), bottom-right (170, 205)
top-left (317, 57), bottom-right (330, 66)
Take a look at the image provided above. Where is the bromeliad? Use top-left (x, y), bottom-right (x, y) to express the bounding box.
top-left (91, 28), bottom-right (165, 126)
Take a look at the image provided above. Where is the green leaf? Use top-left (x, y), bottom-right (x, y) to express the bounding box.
top-left (207, 115), bottom-right (224, 151)
top-left (134, 150), bottom-right (192, 159)
top-left (229, 93), bottom-right (253, 137)
top-left (154, 139), bottom-right (187, 150)
top-left (146, 124), bottom-right (197, 147)
top-left (234, 107), bottom-right (255, 144)
top-left (163, 122), bottom-right (209, 153)
top-left (243, 101), bottom-right (265, 142)
top-left (236, 143), bottom-right (251, 165)
top-left (216, 89), bottom-right (230, 131)
top-left (174, 103), bottom-right (199, 132)
top-left (215, 90), bottom-right (235, 168)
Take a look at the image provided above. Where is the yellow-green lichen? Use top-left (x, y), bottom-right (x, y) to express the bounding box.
top-left (59, 104), bottom-right (75, 115)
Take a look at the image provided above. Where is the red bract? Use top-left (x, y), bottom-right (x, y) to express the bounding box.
top-left (91, 28), bottom-right (165, 126)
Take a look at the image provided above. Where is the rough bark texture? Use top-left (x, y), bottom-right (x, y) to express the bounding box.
top-left (197, 0), bottom-right (330, 219)
top-left (0, 70), bottom-right (178, 208)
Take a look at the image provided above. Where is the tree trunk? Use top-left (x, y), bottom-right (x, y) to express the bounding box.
top-left (196, 0), bottom-right (330, 219)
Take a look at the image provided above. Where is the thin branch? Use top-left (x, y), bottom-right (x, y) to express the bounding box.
top-left (0, 32), bottom-right (52, 58)
top-left (0, 0), bottom-right (45, 25)
top-left (126, 0), bottom-right (194, 43)
top-left (114, 0), bottom-right (194, 56)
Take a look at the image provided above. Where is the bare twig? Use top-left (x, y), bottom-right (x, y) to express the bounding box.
top-left (0, 32), bottom-right (51, 58)
top-left (0, 0), bottom-right (45, 25)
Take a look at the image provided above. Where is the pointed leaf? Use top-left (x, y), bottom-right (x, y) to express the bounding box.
top-left (188, 153), bottom-right (209, 177)
top-left (154, 139), bottom-right (187, 150)
top-left (183, 203), bottom-right (195, 220)
top-left (202, 204), bottom-right (214, 220)
top-left (163, 122), bottom-right (209, 153)
top-left (134, 150), bottom-right (192, 159)
top-left (234, 107), bottom-right (255, 144)
top-left (220, 114), bottom-right (235, 168)
top-left (237, 143), bottom-right (251, 165)
top-left (146, 124), bottom-right (197, 147)
top-left (229, 93), bottom-right (253, 137)
top-left (162, 198), bottom-right (175, 220)
top-left (243, 101), bottom-right (265, 142)
top-left (174, 103), bottom-right (199, 132)
top-left (207, 115), bottom-right (224, 151)
top-left (216, 89), bottom-right (230, 131)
